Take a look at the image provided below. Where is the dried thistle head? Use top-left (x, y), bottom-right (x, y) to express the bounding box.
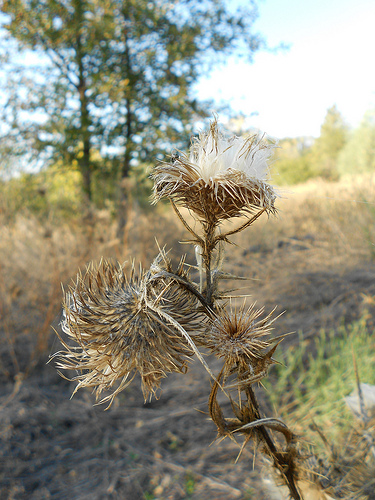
top-left (152, 118), bottom-right (277, 224)
top-left (55, 258), bottom-right (203, 406)
top-left (199, 303), bottom-right (282, 385)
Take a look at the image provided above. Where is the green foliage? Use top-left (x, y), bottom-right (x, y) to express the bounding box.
top-left (0, 173), bottom-right (49, 216)
top-left (89, 155), bottom-right (121, 211)
top-left (358, 192), bottom-right (375, 260)
top-left (184, 472), bottom-right (196, 497)
top-left (0, 154), bottom-right (156, 220)
top-left (0, 164), bottom-right (84, 220)
top-left (1, 0), bottom-right (262, 201)
top-left (45, 164), bottom-right (84, 216)
top-left (243, 488), bottom-right (256, 499)
top-left (337, 109), bottom-right (375, 176)
top-left (266, 314), bottom-right (375, 446)
top-left (309, 105), bottom-right (348, 180)
top-left (272, 137), bottom-right (316, 185)
top-left (128, 164), bottom-right (154, 211)
top-left (143, 492), bottom-right (155, 500)
top-left (272, 106), bottom-right (349, 185)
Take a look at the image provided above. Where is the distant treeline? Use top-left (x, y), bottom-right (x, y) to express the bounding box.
top-left (273, 105), bottom-right (375, 185)
top-left (2, 105), bottom-right (375, 221)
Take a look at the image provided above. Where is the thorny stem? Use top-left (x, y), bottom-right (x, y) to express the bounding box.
top-left (169, 203), bottom-right (269, 310)
top-left (168, 199), bottom-right (218, 308)
top-left (168, 199), bottom-right (303, 497)
top-left (169, 201), bottom-right (270, 311)
top-left (149, 271), bottom-right (214, 316)
top-left (210, 366), bottom-right (301, 500)
top-left (243, 382), bottom-right (302, 500)
top-left (202, 222), bottom-right (217, 309)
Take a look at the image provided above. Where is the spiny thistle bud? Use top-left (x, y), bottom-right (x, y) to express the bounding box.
top-left (152, 118), bottom-right (277, 224)
top-left (55, 258), bottom-right (203, 406)
top-left (200, 304), bottom-right (282, 385)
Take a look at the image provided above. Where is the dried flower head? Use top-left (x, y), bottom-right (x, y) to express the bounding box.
top-left (152, 118), bottom-right (277, 223)
top-left (200, 303), bottom-right (282, 385)
top-left (55, 258), bottom-right (203, 405)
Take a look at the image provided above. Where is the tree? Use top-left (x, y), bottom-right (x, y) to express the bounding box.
top-left (272, 137), bottom-right (316, 185)
top-left (337, 109), bottom-right (375, 176)
top-left (0, 0), bottom-right (109, 199)
top-left (1, 0), bottom-right (263, 232)
top-left (309, 105), bottom-right (348, 180)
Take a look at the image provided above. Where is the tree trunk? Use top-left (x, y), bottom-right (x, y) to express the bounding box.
top-left (75, 0), bottom-right (92, 202)
top-left (116, 95), bottom-right (132, 242)
top-left (116, 19), bottom-right (133, 242)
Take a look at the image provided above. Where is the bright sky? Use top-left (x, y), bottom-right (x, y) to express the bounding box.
top-left (196, 0), bottom-right (375, 139)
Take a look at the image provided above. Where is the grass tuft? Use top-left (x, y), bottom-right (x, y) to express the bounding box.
top-left (266, 313), bottom-right (375, 445)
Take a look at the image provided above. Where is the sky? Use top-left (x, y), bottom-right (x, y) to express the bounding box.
top-left (196, 0), bottom-right (375, 139)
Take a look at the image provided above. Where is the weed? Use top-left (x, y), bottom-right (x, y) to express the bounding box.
top-left (184, 472), bottom-right (196, 496)
top-left (55, 119), bottom-right (303, 498)
top-left (3, 119), bottom-right (375, 498)
top-left (143, 492), bottom-right (155, 500)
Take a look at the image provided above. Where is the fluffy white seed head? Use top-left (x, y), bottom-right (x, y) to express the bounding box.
top-left (152, 118), bottom-right (277, 223)
top-left (189, 124), bottom-right (274, 184)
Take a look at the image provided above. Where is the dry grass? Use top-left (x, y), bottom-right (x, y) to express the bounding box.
top-left (0, 206), bottom-right (187, 381)
top-left (235, 174), bottom-right (375, 257)
top-left (1, 173), bottom-right (375, 499)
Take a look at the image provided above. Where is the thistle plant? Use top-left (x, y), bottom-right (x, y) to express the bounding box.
top-left (57, 257), bottom-right (205, 405)
top-left (55, 118), bottom-right (306, 498)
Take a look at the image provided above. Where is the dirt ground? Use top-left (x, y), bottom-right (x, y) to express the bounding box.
top-left (1, 201), bottom-right (375, 500)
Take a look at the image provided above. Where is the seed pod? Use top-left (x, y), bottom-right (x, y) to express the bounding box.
top-left (56, 258), bottom-right (203, 406)
top-left (200, 303), bottom-right (283, 385)
top-left (152, 118), bottom-right (277, 224)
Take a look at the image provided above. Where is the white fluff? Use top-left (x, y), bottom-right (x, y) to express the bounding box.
top-left (190, 126), bottom-right (275, 184)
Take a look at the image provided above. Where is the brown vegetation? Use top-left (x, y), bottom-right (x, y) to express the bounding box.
top-left (1, 174), bottom-right (375, 499)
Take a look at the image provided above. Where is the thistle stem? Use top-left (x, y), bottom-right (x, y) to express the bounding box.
top-left (209, 367), bottom-right (301, 500)
top-left (202, 222), bottom-right (217, 308)
top-left (244, 384), bottom-right (301, 500)
top-left (149, 271), bottom-right (213, 315)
